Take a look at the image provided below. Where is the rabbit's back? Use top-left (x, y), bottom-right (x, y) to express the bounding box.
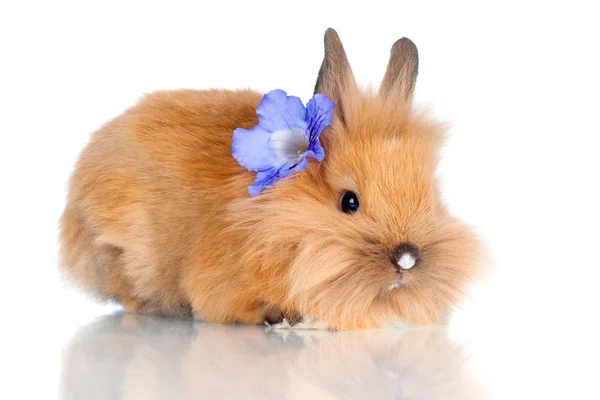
top-left (60, 89), bottom-right (262, 314)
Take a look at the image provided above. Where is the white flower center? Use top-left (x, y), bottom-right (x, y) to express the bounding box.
top-left (270, 128), bottom-right (309, 165)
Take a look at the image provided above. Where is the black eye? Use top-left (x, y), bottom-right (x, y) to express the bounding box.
top-left (340, 191), bottom-right (360, 214)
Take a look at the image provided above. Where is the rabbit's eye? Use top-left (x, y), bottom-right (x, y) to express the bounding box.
top-left (340, 191), bottom-right (360, 214)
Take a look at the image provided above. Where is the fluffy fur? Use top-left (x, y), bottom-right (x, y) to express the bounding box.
top-left (59, 29), bottom-right (481, 330)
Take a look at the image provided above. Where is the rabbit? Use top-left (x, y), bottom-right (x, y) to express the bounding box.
top-left (59, 28), bottom-right (481, 330)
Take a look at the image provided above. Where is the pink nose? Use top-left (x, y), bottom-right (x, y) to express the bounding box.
top-left (394, 243), bottom-right (419, 271)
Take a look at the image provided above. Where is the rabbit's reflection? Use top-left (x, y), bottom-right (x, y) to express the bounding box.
top-left (61, 313), bottom-right (482, 399)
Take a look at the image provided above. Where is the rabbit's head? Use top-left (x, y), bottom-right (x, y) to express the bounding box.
top-left (229, 29), bottom-right (481, 329)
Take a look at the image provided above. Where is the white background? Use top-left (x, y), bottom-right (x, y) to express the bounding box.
top-left (1, 1), bottom-right (599, 399)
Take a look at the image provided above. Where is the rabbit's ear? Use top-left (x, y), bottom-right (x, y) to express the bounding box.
top-left (379, 38), bottom-right (419, 101)
top-left (314, 28), bottom-right (358, 126)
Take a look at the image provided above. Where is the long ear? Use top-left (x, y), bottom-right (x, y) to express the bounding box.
top-left (314, 28), bottom-right (358, 127)
top-left (379, 37), bottom-right (419, 101)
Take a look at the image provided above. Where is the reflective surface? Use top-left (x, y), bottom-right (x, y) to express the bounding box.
top-left (59, 313), bottom-right (482, 400)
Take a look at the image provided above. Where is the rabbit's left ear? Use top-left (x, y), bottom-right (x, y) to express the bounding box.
top-left (379, 37), bottom-right (419, 101)
top-left (314, 28), bottom-right (358, 127)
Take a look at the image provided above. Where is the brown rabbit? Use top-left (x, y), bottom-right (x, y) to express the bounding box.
top-left (59, 28), bottom-right (481, 330)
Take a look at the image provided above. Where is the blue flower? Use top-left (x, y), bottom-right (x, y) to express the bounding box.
top-left (232, 89), bottom-right (335, 196)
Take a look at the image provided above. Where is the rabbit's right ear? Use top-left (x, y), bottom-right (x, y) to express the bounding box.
top-left (314, 28), bottom-right (358, 127)
top-left (379, 37), bottom-right (419, 101)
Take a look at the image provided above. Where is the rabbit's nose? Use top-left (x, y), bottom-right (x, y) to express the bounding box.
top-left (394, 243), bottom-right (419, 270)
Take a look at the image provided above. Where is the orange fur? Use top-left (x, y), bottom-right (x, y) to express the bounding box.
top-left (59, 30), bottom-right (481, 330)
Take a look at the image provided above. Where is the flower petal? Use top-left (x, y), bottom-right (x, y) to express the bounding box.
top-left (248, 168), bottom-right (280, 197)
top-left (288, 155), bottom-right (308, 174)
top-left (306, 93), bottom-right (335, 142)
top-left (257, 89), bottom-right (308, 133)
top-left (307, 141), bottom-right (325, 162)
top-left (232, 126), bottom-right (280, 172)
